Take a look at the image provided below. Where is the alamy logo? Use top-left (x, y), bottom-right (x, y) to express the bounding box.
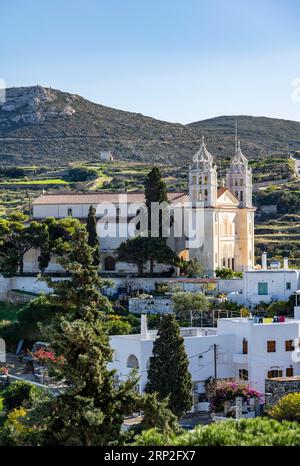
top-left (95, 196), bottom-right (205, 249)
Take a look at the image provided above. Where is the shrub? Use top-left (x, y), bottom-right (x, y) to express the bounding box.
top-left (1, 381), bottom-right (42, 412)
top-left (215, 268), bottom-right (242, 279)
top-left (268, 393), bottom-right (300, 422)
top-left (134, 418), bottom-right (300, 446)
top-left (63, 167), bottom-right (98, 182)
top-left (209, 381), bottom-right (261, 413)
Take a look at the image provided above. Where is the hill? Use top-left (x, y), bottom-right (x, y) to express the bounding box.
top-left (0, 86), bottom-right (300, 166)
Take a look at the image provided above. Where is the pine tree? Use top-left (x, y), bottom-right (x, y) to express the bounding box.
top-left (32, 228), bottom-right (138, 445)
top-left (86, 205), bottom-right (100, 267)
top-left (145, 314), bottom-right (193, 418)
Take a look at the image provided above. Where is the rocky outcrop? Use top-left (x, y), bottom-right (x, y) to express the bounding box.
top-left (0, 86), bottom-right (76, 127)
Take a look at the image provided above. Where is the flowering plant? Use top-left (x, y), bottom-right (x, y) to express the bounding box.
top-left (32, 349), bottom-right (64, 365)
top-left (209, 381), bottom-right (262, 413)
top-left (0, 367), bottom-right (8, 375)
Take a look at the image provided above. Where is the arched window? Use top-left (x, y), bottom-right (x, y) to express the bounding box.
top-left (192, 175), bottom-right (196, 184)
top-left (127, 354), bottom-right (139, 369)
top-left (67, 208), bottom-right (73, 217)
top-left (104, 256), bottom-right (116, 271)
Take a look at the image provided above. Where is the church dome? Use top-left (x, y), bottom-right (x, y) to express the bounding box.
top-left (192, 136), bottom-right (214, 164)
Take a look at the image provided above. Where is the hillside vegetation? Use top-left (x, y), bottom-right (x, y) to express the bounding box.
top-left (1, 86), bottom-right (300, 166)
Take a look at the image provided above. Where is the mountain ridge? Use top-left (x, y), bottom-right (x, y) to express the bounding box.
top-left (0, 86), bottom-right (299, 166)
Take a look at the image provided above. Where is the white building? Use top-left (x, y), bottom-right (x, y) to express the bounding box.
top-left (109, 300), bottom-right (300, 408)
top-left (100, 151), bottom-right (114, 162)
top-left (219, 256), bottom-right (300, 307)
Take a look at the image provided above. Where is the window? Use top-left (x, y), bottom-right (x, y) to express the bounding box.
top-left (127, 354), bottom-right (139, 369)
top-left (285, 340), bottom-right (294, 352)
top-left (240, 191), bottom-right (243, 202)
top-left (242, 338), bottom-right (248, 354)
top-left (286, 367), bottom-right (294, 377)
top-left (239, 369), bottom-right (248, 381)
top-left (192, 175), bottom-right (196, 184)
top-left (67, 208), bottom-right (73, 217)
top-left (267, 341), bottom-right (276, 353)
top-left (258, 282), bottom-right (268, 295)
top-left (267, 370), bottom-right (282, 379)
top-left (286, 282), bottom-right (291, 290)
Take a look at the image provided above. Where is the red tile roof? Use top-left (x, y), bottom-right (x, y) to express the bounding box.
top-left (32, 191), bottom-right (188, 206)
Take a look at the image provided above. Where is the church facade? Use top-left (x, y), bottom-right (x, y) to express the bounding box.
top-left (188, 138), bottom-right (255, 274)
top-left (31, 139), bottom-right (255, 275)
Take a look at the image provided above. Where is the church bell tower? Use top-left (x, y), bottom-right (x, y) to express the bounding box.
top-left (226, 140), bottom-right (252, 208)
top-left (189, 137), bottom-right (217, 207)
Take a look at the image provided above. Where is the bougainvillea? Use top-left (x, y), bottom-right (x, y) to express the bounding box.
top-left (32, 349), bottom-right (64, 365)
top-left (210, 381), bottom-right (262, 413)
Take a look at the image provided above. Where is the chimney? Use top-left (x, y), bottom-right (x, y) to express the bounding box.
top-left (284, 257), bottom-right (289, 269)
top-left (141, 314), bottom-right (148, 340)
top-left (262, 252), bottom-right (267, 270)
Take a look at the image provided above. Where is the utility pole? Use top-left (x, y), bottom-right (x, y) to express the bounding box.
top-left (213, 344), bottom-right (218, 380)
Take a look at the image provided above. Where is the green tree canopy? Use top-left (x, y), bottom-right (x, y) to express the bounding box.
top-left (0, 213), bottom-right (48, 275)
top-left (116, 236), bottom-right (179, 276)
top-left (25, 228), bottom-right (138, 445)
top-left (172, 291), bottom-right (210, 325)
top-left (145, 314), bottom-right (193, 417)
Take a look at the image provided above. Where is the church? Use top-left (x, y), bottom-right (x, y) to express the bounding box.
top-left (30, 138), bottom-right (255, 275)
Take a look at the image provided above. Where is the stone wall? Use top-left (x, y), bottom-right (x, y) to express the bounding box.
top-left (265, 377), bottom-right (300, 406)
top-left (129, 296), bottom-right (173, 314)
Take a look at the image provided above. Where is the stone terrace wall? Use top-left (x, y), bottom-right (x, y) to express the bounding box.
top-left (265, 377), bottom-right (300, 406)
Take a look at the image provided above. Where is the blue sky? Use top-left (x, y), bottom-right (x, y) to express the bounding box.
top-left (1, 0), bottom-right (300, 123)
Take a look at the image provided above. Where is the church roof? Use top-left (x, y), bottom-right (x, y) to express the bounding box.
top-left (32, 191), bottom-right (188, 206)
top-left (217, 187), bottom-right (239, 205)
top-left (192, 136), bottom-right (214, 164)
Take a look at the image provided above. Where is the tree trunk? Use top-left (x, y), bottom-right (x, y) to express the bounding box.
top-left (19, 255), bottom-right (24, 275)
top-left (150, 258), bottom-right (154, 276)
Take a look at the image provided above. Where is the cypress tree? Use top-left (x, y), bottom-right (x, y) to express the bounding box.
top-left (86, 205), bottom-right (100, 267)
top-left (33, 228), bottom-right (138, 445)
top-left (145, 314), bottom-right (193, 417)
top-left (145, 167), bottom-right (168, 235)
